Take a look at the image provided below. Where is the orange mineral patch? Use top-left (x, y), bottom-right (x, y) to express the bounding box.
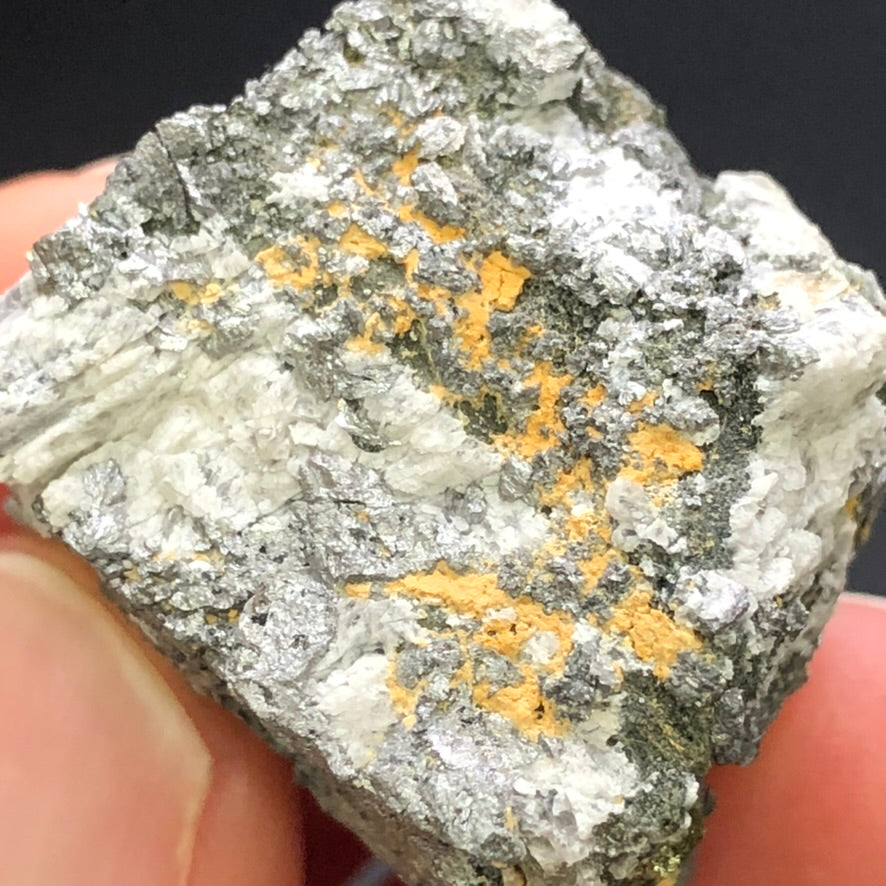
top-left (385, 294), bottom-right (417, 335)
top-left (536, 459), bottom-right (613, 544)
top-left (479, 251), bottom-right (532, 311)
top-left (397, 204), bottom-right (466, 244)
top-left (472, 666), bottom-right (565, 739)
top-left (385, 108), bottom-right (405, 128)
top-left (620, 423), bottom-right (704, 485)
top-left (385, 563), bottom-right (571, 654)
top-left (519, 322), bottom-right (545, 353)
top-left (353, 168), bottom-right (377, 196)
top-left (344, 581), bottom-right (372, 599)
top-left (452, 252), bottom-right (531, 368)
top-left (578, 551), bottom-right (615, 590)
top-left (255, 236), bottom-right (321, 290)
top-left (383, 562), bottom-right (573, 739)
top-left (628, 390), bottom-right (658, 414)
top-left (339, 224), bottom-right (389, 260)
top-left (387, 662), bottom-right (426, 731)
top-left (453, 290), bottom-right (494, 365)
top-left (476, 605), bottom-right (573, 675)
top-left (168, 281), bottom-right (225, 307)
top-left (535, 515), bottom-right (613, 556)
top-left (401, 248), bottom-right (421, 281)
top-left (540, 458), bottom-right (594, 510)
top-left (582, 384), bottom-right (607, 410)
top-left (494, 363), bottom-right (573, 459)
top-left (416, 283), bottom-right (454, 313)
top-left (346, 311), bottom-right (386, 355)
top-left (392, 148), bottom-right (421, 187)
top-left (564, 510), bottom-right (603, 542)
top-left (606, 590), bottom-right (702, 679)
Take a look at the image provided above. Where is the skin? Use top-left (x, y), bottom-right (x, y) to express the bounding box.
top-left (0, 163), bottom-right (884, 886)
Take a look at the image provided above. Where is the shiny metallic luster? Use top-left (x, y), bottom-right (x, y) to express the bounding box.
top-left (1, 1), bottom-right (885, 884)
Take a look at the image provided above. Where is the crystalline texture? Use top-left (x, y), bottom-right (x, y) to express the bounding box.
top-left (2, 1), bottom-right (885, 883)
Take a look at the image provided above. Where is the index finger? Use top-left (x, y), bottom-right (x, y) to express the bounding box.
top-left (0, 160), bottom-right (117, 292)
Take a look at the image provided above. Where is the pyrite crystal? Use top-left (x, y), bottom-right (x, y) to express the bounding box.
top-left (2, 1), bottom-right (885, 883)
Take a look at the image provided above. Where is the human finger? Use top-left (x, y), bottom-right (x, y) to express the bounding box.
top-left (0, 550), bottom-right (213, 885)
top-left (694, 593), bottom-right (886, 884)
top-left (0, 160), bottom-right (117, 291)
top-left (0, 166), bottom-right (304, 885)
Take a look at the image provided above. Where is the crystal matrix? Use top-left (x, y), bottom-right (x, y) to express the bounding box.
top-left (2, 1), bottom-right (885, 883)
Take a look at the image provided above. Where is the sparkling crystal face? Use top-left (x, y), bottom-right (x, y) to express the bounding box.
top-left (2, 1), bottom-right (885, 883)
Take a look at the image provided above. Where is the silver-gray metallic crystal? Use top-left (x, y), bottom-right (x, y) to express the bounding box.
top-left (2, 1), bottom-right (886, 883)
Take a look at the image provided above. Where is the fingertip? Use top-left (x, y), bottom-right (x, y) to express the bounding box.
top-left (0, 551), bottom-right (213, 886)
top-left (0, 528), bottom-right (305, 884)
top-left (695, 594), bottom-right (886, 884)
top-left (0, 159), bottom-right (117, 291)
top-left (185, 692), bottom-right (305, 886)
top-left (0, 158), bottom-right (308, 883)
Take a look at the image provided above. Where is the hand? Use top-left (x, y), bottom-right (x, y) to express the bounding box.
top-left (0, 163), bottom-right (379, 886)
top-left (0, 159), bottom-right (303, 885)
top-left (1, 164), bottom-right (883, 886)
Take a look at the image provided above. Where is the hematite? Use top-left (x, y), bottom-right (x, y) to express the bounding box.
top-left (2, 1), bottom-right (885, 883)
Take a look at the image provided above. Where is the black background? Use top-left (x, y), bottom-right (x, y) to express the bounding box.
top-left (1, 0), bottom-right (884, 594)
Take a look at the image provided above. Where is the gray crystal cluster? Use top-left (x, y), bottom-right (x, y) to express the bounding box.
top-left (2, 1), bottom-right (885, 883)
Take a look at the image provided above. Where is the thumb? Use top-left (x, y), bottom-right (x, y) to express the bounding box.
top-left (1, 162), bottom-right (305, 886)
top-left (0, 159), bottom-right (117, 291)
top-left (0, 550), bottom-right (213, 886)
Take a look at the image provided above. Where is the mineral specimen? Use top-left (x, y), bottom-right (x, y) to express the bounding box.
top-left (1, 1), bottom-right (884, 883)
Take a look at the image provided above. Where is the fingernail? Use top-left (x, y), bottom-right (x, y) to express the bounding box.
top-left (0, 552), bottom-right (212, 886)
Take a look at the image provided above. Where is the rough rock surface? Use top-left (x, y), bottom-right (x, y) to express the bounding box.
top-left (2, 1), bottom-right (885, 883)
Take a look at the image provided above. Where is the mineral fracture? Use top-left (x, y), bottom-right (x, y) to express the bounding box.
top-left (2, 1), bottom-right (885, 883)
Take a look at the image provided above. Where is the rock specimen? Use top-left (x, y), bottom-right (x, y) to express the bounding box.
top-left (1, 0), bottom-right (885, 882)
